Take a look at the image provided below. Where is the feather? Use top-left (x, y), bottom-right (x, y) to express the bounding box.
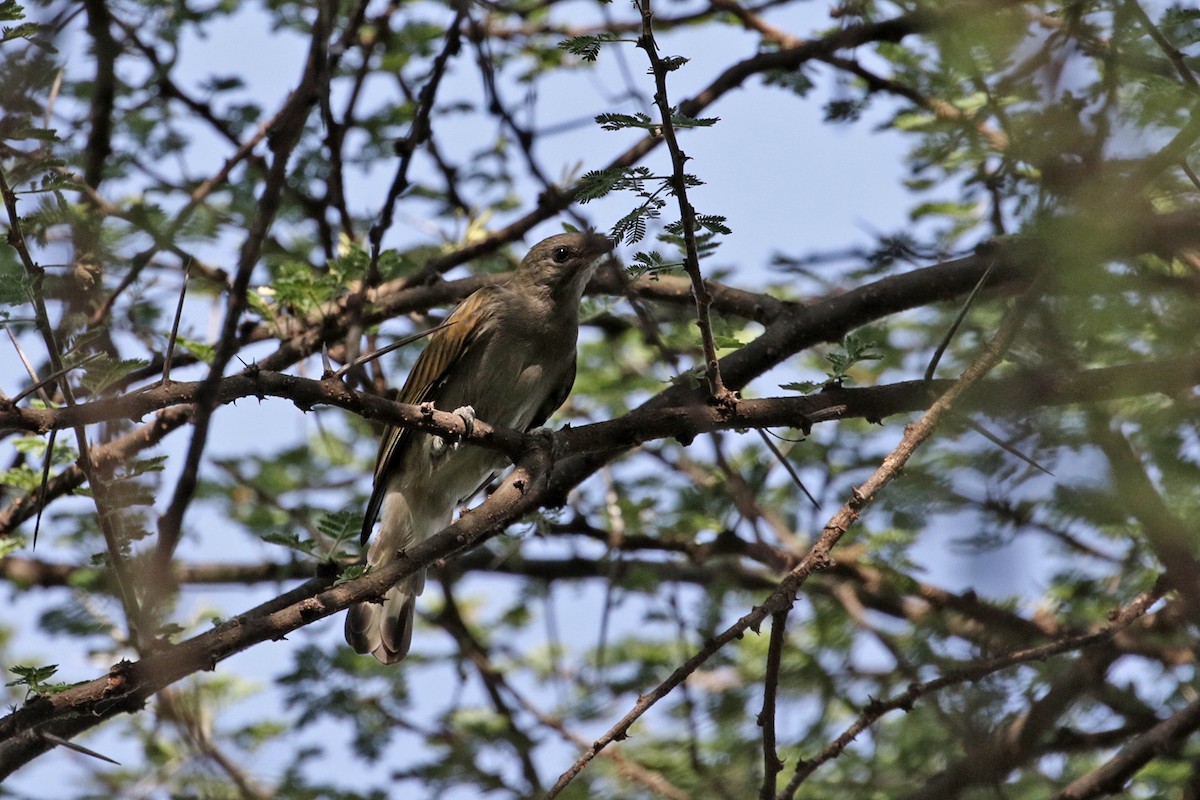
top-left (360, 287), bottom-right (502, 544)
top-left (348, 232), bottom-right (614, 664)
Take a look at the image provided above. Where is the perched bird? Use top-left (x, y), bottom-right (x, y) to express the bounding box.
top-left (346, 231), bottom-right (614, 664)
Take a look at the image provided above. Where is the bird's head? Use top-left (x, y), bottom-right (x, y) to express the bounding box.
top-left (514, 231), bottom-right (615, 302)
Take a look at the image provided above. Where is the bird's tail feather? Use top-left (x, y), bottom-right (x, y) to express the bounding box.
top-left (345, 572), bottom-right (424, 665)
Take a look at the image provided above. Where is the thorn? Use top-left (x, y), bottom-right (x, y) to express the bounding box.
top-left (41, 731), bottom-right (120, 765)
top-left (756, 428), bottom-right (819, 509)
top-left (320, 343), bottom-right (333, 377)
top-left (964, 417), bottom-right (1054, 476)
top-left (161, 260), bottom-right (190, 386)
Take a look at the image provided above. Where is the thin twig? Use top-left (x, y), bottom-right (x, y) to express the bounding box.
top-left (543, 266), bottom-right (1037, 799)
top-left (5, 327), bottom-right (66, 549)
top-left (437, 583), bottom-right (545, 795)
top-left (922, 256), bottom-right (1051, 474)
top-left (1053, 693), bottom-right (1200, 799)
top-left (438, 579), bottom-right (691, 800)
top-left (152, 1), bottom-right (333, 587)
top-left (367, 8), bottom-right (467, 285)
top-left (159, 688), bottom-right (272, 799)
top-left (329, 320), bottom-right (457, 379)
top-left (781, 585), bottom-right (1164, 797)
top-left (636, 0), bottom-right (732, 402)
top-left (757, 608), bottom-right (789, 799)
top-left (755, 427), bottom-right (819, 509)
top-left (160, 260), bottom-right (191, 385)
top-left (923, 257), bottom-right (997, 383)
top-left (961, 417), bottom-right (1053, 476)
top-left (0, 164), bottom-right (145, 634)
top-left (1089, 418), bottom-right (1200, 627)
top-left (10, 352), bottom-right (103, 406)
top-left (1123, 0), bottom-right (1199, 92)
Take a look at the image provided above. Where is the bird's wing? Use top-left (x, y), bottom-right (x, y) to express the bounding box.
top-left (360, 287), bottom-right (501, 544)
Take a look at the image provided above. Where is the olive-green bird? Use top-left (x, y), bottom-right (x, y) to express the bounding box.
top-left (345, 231), bottom-right (614, 664)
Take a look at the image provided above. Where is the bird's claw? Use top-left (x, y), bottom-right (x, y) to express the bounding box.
top-left (450, 405), bottom-right (475, 450)
top-left (432, 405), bottom-right (476, 455)
top-left (527, 426), bottom-right (557, 456)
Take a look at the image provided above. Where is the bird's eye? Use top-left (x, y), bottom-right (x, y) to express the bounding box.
top-left (551, 246), bottom-right (573, 264)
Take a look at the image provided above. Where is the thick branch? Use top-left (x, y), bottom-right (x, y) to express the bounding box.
top-left (543, 253), bottom-right (1036, 799)
top-left (4, 354), bottom-right (1198, 458)
top-left (1054, 696), bottom-right (1200, 799)
top-left (153, 1), bottom-right (331, 575)
top-left (0, 445), bottom-right (553, 775)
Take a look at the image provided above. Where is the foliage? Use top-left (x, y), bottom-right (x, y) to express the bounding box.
top-left (0, 0), bottom-right (1198, 797)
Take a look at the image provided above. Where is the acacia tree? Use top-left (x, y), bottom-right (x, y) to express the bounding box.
top-left (1, 0), bottom-right (1198, 796)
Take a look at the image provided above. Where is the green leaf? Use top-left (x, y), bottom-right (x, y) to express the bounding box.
top-left (1, 21), bottom-right (38, 45)
top-left (335, 564), bottom-right (370, 586)
top-left (910, 200), bottom-right (976, 222)
top-left (7, 663), bottom-right (59, 687)
top-left (78, 356), bottom-right (150, 394)
top-left (817, 331), bottom-right (884, 385)
top-left (626, 249), bottom-right (683, 280)
top-left (0, 536), bottom-right (26, 558)
top-left (595, 111), bottom-right (657, 132)
top-left (0, 254), bottom-right (31, 306)
top-left (557, 32), bottom-right (620, 62)
top-left (669, 111), bottom-right (719, 129)
top-left (696, 214), bottom-right (731, 235)
top-left (9, 125), bottom-right (57, 142)
top-left (175, 336), bottom-right (215, 364)
top-left (762, 68), bottom-right (815, 96)
top-left (577, 166), bottom-right (656, 203)
top-left (780, 380), bottom-right (824, 394)
top-left (272, 260), bottom-right (338, 314)
top-left (262, 531), bottom-right (318, 557)
top-left (668, 366), bottom-right (707, 388)
top-left (710, 315), bottom-right (748, 350)
top-left (894, 110), bottom-right (935, 130)
top-left (328, 247), bottom-right (369, 285)
top-left (246, 287), bottom-right (275, 320)
top-left (11, 434), bottom-right (76, 466)
top-left (122, 455), bottom-right (168, 479)
top-left (6, 663), bottom-right (82, 696)
top-left (714, 334), bottom-right (744, 349)
top-left (577, 168), bottom-right (624, 202)
top-left (316, 510), bottom-right (361, 553)
top-left (0, 1), bottom-right (27, 23)
top-left (612, 202), bottom-right (662, 245)
top-left (0, 464), bottom-right (42, 492)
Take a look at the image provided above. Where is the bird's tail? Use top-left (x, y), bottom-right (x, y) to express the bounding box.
top-left (347, 474), bottom-right (439, 664)
top-left (345, 571), bottom-right (424, 665)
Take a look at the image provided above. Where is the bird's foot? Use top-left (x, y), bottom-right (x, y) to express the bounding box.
top-left (431, 405), bottom-right (475, 455)
top-left (526, 425), bottom-right (558, 457)
top-left (450, 405), bottom-right (475, 451)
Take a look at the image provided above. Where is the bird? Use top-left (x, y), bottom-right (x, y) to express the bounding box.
top-left (345, 231), bottom-right (615, 664)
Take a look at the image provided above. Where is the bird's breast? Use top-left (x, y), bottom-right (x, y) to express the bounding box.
top-left (399, 328), bottom-right (574, 510)
top-left (460, 326), bottom-right (572, 427)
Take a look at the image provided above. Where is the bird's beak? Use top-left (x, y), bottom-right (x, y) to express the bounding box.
top-left (584, 232), bottom-right (616, 260)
